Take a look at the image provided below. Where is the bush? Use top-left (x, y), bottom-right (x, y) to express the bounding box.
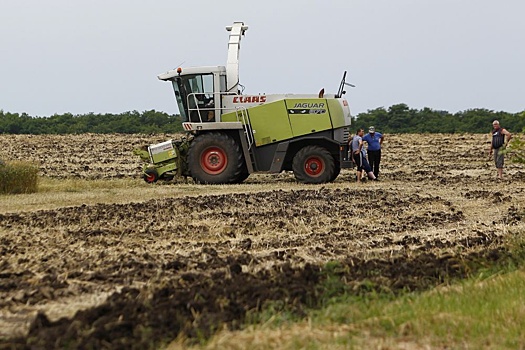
top-left (508, 137), bottom-right (525, 164)
top-left (0, 161), bottom-right (39, 194)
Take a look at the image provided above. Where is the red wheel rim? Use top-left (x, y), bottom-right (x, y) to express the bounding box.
top-left (200, 147), bottom-right (228, 175)
top-left (304, 156), bottom-right (324, 177)
top-left (145, 173), bottom-right (156, 183)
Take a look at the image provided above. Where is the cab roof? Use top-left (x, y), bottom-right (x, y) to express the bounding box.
top-left (157, 66), bottom-right (226, 81)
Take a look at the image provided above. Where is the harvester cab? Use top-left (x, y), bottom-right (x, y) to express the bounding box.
top-left (137, 21), bottom-right (354, 184)
top-left (158, 22), bottom-right (249, 124)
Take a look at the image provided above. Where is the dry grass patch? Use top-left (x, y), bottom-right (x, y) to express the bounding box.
top-left (0, 161), bottom-right (39, 194)
top-left (0, 174), bottom-right (347, 214)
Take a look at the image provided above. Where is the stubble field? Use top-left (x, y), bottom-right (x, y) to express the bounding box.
top-left (0, 132), bottom-right (524, 349)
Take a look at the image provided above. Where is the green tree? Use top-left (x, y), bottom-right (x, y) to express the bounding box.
top-left (0, 107), bottom-right (521, 135)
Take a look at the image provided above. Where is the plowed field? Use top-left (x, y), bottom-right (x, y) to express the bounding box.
top-left (0, 133), bottom-right (523, 349)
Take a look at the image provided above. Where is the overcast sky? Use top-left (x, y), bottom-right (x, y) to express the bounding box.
top-left (1, 0), bottom-right (524, 117)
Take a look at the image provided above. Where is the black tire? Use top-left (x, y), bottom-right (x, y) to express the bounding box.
top-left (143, 168), bottom-right (159, 183)
top-left (232, 171), bottom-right (250, 184)
top-left (329, 164), bottom-right (341, 182)
top-left (188, 133), bottom-right (246, 184)
top-left (292, 145), bottom-right (335, 184)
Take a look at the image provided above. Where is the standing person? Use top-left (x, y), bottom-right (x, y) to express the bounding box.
top-left (350, 128), bottom-right (377, 183)
top-left (362, 126), bottom-right (384, 179)
top-left (489, 120), bottom-right (512, 180)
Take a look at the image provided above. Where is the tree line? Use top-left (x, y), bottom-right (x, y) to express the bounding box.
top-left (352, 104), bottom-right (525, 134)
top-left (1, 104), bottom-right (524, 135)
top-left (0, 110), bottom-right (184, 134)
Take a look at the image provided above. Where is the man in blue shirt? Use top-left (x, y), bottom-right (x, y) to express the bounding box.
top-left (362, 126), bottom-right (384, 179)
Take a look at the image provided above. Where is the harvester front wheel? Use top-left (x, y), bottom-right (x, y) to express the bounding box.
top-left (292, 146), bottom-right (334, 184)
top-left (143, 168), bottom-right (159, 183)
top-left (188, 133), bottom-right (246, 184)
top-left (232, 170), bottom-right (250, 184)
top-left (330, 164), bottom-right (341, 182)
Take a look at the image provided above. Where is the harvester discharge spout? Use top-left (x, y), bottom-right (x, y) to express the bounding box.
top-left (225, 21), bottom-right (248, 93)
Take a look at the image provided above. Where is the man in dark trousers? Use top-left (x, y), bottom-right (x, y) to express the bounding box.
top-left (363, 126), bottom-right (384, 179)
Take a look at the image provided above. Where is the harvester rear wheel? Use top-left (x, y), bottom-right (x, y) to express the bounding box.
top-left (292, 146), bottom-right (334, 184)
top-left (188, 133), bottom-right (246, 184)
top-left (143, 168), bottom-right (159, 183)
